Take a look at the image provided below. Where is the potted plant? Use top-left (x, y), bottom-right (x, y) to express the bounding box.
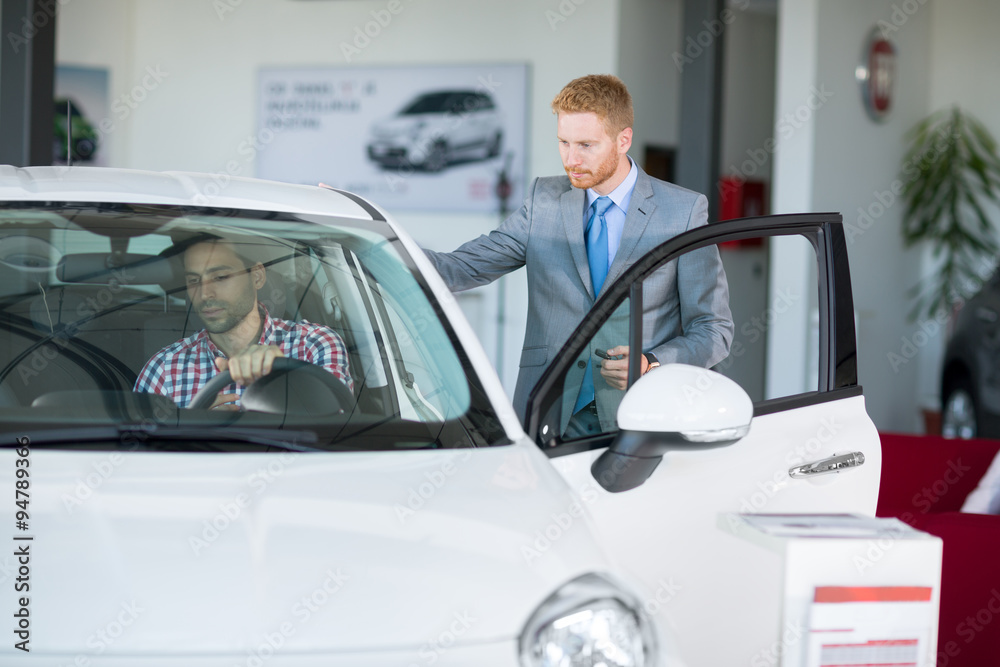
top-left (901, 106), bottom-right (1000, 322)
top-left (900, 107), bottom-right (1000, 434)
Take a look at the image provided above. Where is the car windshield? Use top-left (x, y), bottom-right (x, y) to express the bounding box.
top-left (0, 203), bottom-right (505, 451)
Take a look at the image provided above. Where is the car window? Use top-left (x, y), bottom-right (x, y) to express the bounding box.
top-left (556, 300), bottom-right (630, 439)
top-left (715, 234), bottom-right (818, 402)
top-left (540, 232), bottom-right (822, 444)
top-left (0, 204), bottom-right (505, 451)
top-left (400, 93), bottom-right (452, 115)
top-left (451, 93), bottom-right (492, 114)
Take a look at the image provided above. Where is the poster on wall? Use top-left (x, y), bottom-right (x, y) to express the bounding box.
top-left (54, 66), bottom-right (110, 166)
top-left (255, 63), bottom-right (528, 213)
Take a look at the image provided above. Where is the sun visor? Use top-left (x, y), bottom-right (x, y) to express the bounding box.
top-left (57, 253), bottom-right (177, 286)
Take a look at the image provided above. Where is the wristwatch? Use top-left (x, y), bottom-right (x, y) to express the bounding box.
top-left (642, 352), bottom-right (660, 375)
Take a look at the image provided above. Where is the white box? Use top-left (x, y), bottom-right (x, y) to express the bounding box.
top-left (719, 513), bottom-right (943, 667)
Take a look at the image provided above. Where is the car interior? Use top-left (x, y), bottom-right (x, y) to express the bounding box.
top-left (0, 203), bottom-right (502, 448)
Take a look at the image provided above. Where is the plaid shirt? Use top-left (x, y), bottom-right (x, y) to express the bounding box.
top-left (134, 307), bottom-right (352, 408)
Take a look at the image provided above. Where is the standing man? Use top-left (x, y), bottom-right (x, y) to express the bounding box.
top-left (425, 74), bottom-right (732, 434)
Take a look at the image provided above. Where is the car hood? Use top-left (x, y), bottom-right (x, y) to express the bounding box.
top-left (4, 441), bottom-right (609, 656)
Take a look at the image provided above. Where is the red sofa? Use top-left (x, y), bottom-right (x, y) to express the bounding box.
top-left (876, 432), bottom-right (1000, 667)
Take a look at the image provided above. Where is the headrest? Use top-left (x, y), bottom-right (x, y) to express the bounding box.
top-left (258, 268), bottom-right (289, 320)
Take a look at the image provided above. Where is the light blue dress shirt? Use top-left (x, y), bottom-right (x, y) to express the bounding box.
top-left (584, 156), bottom-right (639, 266)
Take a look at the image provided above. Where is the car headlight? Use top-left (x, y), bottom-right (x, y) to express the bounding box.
top-left (519, 573), bottom-right (656, 667)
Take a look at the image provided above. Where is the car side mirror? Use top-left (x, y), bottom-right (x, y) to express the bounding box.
top-left (591, 364), bottom-right (753, 493)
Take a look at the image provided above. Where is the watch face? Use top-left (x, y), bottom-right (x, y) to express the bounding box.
top-left (857, 27), bottom-right (896, 122)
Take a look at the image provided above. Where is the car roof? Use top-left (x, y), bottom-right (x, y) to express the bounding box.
top-left (0, 166), bottom-right (383, 221)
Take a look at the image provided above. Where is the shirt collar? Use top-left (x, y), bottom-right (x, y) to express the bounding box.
top-left (258, 305), bottom-right (276, 344)
top-left (586, 156), bottom-right (638, 214)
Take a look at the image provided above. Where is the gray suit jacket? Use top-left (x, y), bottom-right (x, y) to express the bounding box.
top-left (425, 166), bottom-right (733, 426)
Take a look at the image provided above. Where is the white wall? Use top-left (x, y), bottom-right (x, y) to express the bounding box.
top-left (769, 0), bottom-right (821, 399)
top-left (619, 0), bottom-right (683, 161)
top-left (813, 0), bottom-right (932, 432)
top-left (720, 8), bottom-right (777, 186)
top-left (714, 8), bottom-right (777, 400)
top-left (929, 0), bottom-right (1000, 116)
top-left (773, 0), bottom-right (935, 431)
top-left (120, 1), bottom-right (620, 178)
top-left (56, 0), bottom-right (627, 394)
top-left (54, 0), bottom-right (135, 167)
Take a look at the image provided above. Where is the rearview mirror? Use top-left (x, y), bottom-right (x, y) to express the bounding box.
top-left (592, 364), bottom-right (753, 492)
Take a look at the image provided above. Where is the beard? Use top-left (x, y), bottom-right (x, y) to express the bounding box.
top-left (565, 149), bottom-right (621, 190)
top-left (197, 291), bottom-right (257, 335)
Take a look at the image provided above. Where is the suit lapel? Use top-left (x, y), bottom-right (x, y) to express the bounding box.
top-left (560, 186), bottom-right (592, 296)
top-left (605, 167), bottom-right (657, 290)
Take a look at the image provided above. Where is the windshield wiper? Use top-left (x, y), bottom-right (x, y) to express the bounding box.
top-left (0, 425), bottom-right (323, 453)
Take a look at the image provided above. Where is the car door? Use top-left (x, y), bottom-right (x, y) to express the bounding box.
top-left (524, 213), bottom-right (882, 667)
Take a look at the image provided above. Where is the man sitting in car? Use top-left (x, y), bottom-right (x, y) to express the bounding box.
top-left (135, 236), bottom-right (352, 409)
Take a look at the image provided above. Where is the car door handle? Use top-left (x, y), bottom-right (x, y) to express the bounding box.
top-left (788, 452), bottom-right (865, 478)
top-left (976, 307), bottom-right (998, 323)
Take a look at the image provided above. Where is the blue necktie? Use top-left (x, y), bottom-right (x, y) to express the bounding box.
top-left (574, 196), bottom-right (615, 415)
top-left (586, 196), bottom-right (614, 295)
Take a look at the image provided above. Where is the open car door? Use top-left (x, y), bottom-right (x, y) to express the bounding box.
top-left (524, 213), bottom-right (882, 666)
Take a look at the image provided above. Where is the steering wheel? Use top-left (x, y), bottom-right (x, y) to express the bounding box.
top-left (188, 357), bottom-right (354, 414)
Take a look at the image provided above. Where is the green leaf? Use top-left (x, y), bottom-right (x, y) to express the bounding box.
top-left (901, 107), bottom-right (1000, 321)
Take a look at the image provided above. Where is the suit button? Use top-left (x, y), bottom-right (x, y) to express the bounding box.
top-left (577, 360), bottom-right (586, 368)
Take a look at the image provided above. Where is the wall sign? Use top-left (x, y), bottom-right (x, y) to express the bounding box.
top-left (54, 66), bottom-right (110, 166)
top-left (857, 28), bottom-right (896, 122)
top-left (255, 63), bottom-right (528, 213)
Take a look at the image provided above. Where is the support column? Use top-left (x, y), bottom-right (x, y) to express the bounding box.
top-left (0, 0), bottom-right (57, 166)
top-left (676, 0), bottom-right (726, 221)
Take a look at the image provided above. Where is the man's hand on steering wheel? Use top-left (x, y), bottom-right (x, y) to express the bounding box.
top-left (190, 357), bottom-right (355, 413)
top-left (215, 344), bottom-right (286, 387)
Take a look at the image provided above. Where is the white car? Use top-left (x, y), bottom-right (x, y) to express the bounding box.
top-left (0, 167), bottom-right (880, 666)
top-left (367, 90), bottom-right (503, 172)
